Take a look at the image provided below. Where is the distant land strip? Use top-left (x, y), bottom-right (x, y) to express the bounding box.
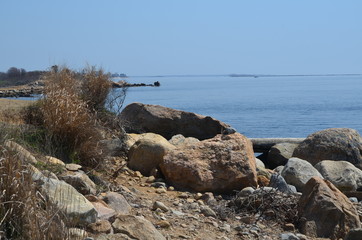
top-left (129, 73), bottom-right (362, 78)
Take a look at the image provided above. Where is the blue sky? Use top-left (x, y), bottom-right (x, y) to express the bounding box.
top-left (1, 1), bottom-right (361, 75)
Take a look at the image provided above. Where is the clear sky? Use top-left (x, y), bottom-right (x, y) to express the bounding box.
top-left (1, 1), bottom-right (361, 75)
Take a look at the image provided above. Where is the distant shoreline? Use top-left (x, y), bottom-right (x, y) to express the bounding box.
top-left (128, 73), bottom-right (362, 78)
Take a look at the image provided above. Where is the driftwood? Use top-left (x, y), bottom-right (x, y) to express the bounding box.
top-left (250, 138), bottom-right (305, 153)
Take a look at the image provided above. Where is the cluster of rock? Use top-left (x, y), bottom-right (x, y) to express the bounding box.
top-left (6, 102), bottom-right (362, 239)
top-left (119, 103), bottom-right (362, 239)
top-left (0, 86), bottom-right (43, 98)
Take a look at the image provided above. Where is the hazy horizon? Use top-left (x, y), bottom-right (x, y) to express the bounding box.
top-left (1, 1), bottom-right (361, 75)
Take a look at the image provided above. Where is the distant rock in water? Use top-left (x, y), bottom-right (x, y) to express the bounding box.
top-left (120, 102), bottom-right (230, 140)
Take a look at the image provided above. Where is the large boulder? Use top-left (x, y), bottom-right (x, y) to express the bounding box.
top-left (281, 158), bottom-right (323, 192)
top-left (314, 160), bottom-right (362, 191)
top-left (292, 128), bottom-right (362, 166)
top-left (298, 177), bottom-right (361, 239)
top-left (267, 143), bottom-right (299, 168)
top-left (128, 133), bottom-right (175, 176)
top-left (160, 133), bottom-right (257, 193)
top-left (120, 102), bottom-right (230, 140)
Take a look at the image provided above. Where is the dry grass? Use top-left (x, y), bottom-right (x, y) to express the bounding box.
top-left (0, 148), bottom-right (69, 239)
top-left (41, 68), bottom-right (105, 166)
top-left (0, 99), bottom-right (33, 124)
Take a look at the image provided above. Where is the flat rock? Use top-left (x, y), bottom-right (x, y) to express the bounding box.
top-left (42, 178), bottom-right (97, 226)
top-left (112, 215), bottom-right (166, 240)
top-left (292, 128), bottom-right (362, 166)
top-left (102, 191), bottom-right (132, 215)
top-left (281, 157), bottom-right (323, 192)
top-left (120, 102), bottom-right (230, 140)
top-left (298, 177), bottom-right (361, 239)
top-left (160, 133), bottom-right (257, 193)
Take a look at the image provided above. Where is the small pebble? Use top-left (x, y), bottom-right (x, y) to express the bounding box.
top-left (146, 176), bottom-right (155, 183)
top-left (194, 192), bottom-right (203, 200)
top-left (157, 220), bottom-right (171, 228)
top-left (349, 197), bottom-right (358, 203)
top-left (152, 201), bottom-right (169, 212)
top-left (156, 188), bottom-right (167, 194)
top-left (168, 186), bottom-right (175, 191)
top-left (179, 192), bottom-right (189, 198)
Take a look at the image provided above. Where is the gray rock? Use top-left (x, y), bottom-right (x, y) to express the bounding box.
top-left (4, 140), bottom-right (37, 164)
top-left (94, 233), bottom-right (132, 240)
top-left (345, 228), bottom-right (362, 240)
top-left (151, 182), bottom-right (167, 189)
top-left (314, 160), bottom-right (362, 191)
top-left (120, 102), bottom-right (230, 140)
top-left (169, 134), bottom-right (200, 148)
top-left (60, 172), bottom-right (97, 195)
top-left (349, 197), bottom-right (359, 203)
top-left (268, 173), bottom-right (295, 194)
top-left (201, 206), bottom-right (217, 218)
top-left (103, 192), bottom-right (132, 215)
top-left (112, 215), bottom-right (166, 240)
top-left (42, 178), bottom-right (97, 226)
top-left (268, 143), bottom-right (299, 168)
top-left (274, 165), bottom-right (284, 174)
top-left (281, 158), bottom-right (323, 192)
top-left (152, 201), bottom-right (169, 212)
top-left (280, 233), bottom-right (299, 240)
top-left (222, 127), bottom-right (236, 135)
top-left (293, 128), bottom-right (362, 166)
top-left (255, 158), bottom-right (265, 169)
top-left (237, 187), bottom-right (255, 197)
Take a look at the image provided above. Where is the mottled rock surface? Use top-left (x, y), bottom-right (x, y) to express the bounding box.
top-left (298, 177), bottom-right (361, 239)
top-left (160, 133), bottom-right (257, 193)
top-left (293, 128), bottom-right (362, 166)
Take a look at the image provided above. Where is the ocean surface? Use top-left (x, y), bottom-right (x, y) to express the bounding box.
top-left (116, 75), bottom-right (362, 138)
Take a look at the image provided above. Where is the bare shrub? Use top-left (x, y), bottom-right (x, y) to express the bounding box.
top-left (80, 66), bottom-right (112, 112)
top-left (41, 68), bottom-right (103, 166)
top-left (229, 188), bottom-right (300, 225)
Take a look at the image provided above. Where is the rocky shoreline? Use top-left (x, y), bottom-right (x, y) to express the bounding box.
top-left (6, 102), bottom-right (362, 239)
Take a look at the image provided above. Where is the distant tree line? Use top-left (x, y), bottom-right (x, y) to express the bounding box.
top-left (0, 67), bottom-right (46, 87)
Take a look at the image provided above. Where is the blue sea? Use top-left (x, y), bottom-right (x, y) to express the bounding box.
top-left (117, 75), bottom-right (362, 138)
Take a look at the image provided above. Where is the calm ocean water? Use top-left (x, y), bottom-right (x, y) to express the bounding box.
top-left (117, 75), bottom-right (362, 138)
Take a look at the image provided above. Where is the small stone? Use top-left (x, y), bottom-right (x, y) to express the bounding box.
top-left (171, 209), bottom-right (185, 216)
top-left (237, 187), bottom-right (255, 197)
top-left (156, 220), bottom-right (171, 228)
top-left (133, 171), bottom-right (143, 178)
top-left (179, 192), bottom-right (189, 199)
top-left (168, 186), bottom-right (175, 191)
top-left (155, 188), bottom-right (167, 194)
top-left (201, 206), bottom-right (217, 218)
top-left (151, 182), bottom-right (167, 189)
top-left (65, 163), bottom-right (82, 171)
top-left (152, 201), bottom-right (169, 212)
top-left (45, 156), bottom-right (65, 166)
top-left (194, 193), bottom-right (203, 200)
top-left (283, 223), bottom-right (295, 231)
top-left (239, 216), bottom-right (254, 224)
top-left (212, 221), bottom-right (219, 227)
top-left (146, 176), bottom-right (156, 183)
top-left (189, 202), bottom-right (199, 209)
top-left (220, 224), bottom-right (231, 232)
top-left (280, 233), bottom-right (300, 240)
top-left (140, 183), bottom-right (145, 187)
top-left (87, 220), bottom-right (112, 234)
top-left (349, 197), bottom-right (358, 203)
top-left (197, 200), bottom-right (204, 205)
top-left (186, 198), bottom-right (194, 203)
top-left (181, 223), bottom-right (187, 228)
